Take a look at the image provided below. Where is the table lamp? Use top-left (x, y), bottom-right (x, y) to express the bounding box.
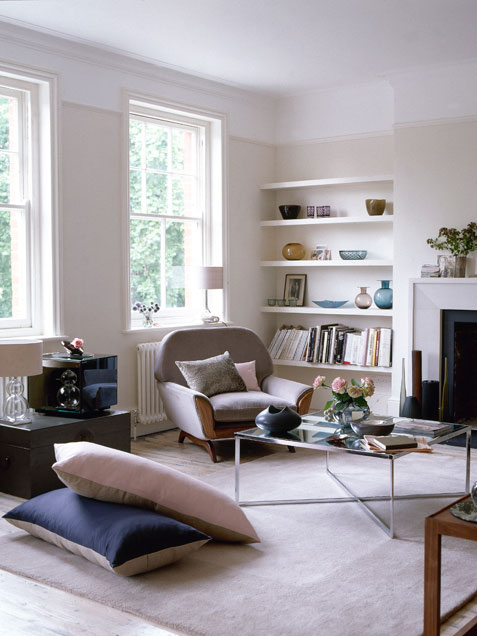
top-left (0, 339), bottom-right (43, 425)
top-left (197, 266), bottom-right (223, 323)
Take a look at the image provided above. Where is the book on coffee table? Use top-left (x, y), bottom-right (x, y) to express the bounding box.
top-left (393, 419), bottom-right (452, 436)
top-left (364, 434), bottom-right (418, 451)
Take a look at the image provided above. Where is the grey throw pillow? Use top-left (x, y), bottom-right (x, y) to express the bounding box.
top-left (175, 351), bottom-right (246, 397)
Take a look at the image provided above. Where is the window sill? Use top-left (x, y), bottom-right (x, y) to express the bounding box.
top-left (123, 318), bottom-right (229, 336)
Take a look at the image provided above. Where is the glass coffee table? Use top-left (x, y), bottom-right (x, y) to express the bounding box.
top-left (234, 414), bottom-right (471, 538)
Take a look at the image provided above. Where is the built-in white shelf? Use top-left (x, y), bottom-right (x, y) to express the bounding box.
top-left (261, 259), bottom-right (393, 267)
top-left (272, 359), bottom-right (392, 374)
top-left (261, 306), bottom-right (393, 317)
top-left (260, 175), bottom-right (394, 191)
top-left (261, 216), bottom-right (393, 227)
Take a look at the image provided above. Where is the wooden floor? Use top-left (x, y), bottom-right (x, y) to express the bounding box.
top-left (0, 429), bottom-right (476, 635)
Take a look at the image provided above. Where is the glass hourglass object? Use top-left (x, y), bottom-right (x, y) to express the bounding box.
top-left (57, 369), bottom-right (80, 409)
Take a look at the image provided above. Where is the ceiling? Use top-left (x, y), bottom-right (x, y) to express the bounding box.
top-left (0, 0), bottom-right (477, 96)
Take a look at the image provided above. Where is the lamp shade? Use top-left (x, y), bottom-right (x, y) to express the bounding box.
top-left (0, 340), bottom-right (43, 377)
top-left (197, 266), bottom-right (223, 290)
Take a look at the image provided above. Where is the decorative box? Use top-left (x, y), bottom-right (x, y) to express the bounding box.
top-left (28, 353), bottom-right (118, 417)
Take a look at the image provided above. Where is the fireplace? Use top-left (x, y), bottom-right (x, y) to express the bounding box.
top-left (410, 278), bottom-right (477, 426)
top-left (441, 310), bottom-right (477, 424)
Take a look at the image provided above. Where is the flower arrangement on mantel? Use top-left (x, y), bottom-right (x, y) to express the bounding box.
top-left (313, 375), bottom-right (375, 423)
top-left (132, 301), bottom-right (160, 327)
top-left (427, 222), bottom-right (477, 256)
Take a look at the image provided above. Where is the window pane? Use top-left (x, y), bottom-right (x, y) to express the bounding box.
top-left (146, 172), bottom-right (168, 215)
top-left (166, 219), bottom-right (201, 308)
top-left (130, 218), bottom-right (161, 306)
top-left (145, 123), bottom-right (168, 171)
top-left (129, 168), bottom-right (142, 215)
top-left (0, 208), bottom-right (28, 320)
top-left (172, 175), bottom-right (198, 217)
top-left (0, 95), bottom-right (18, 152)
top-left (129, 119), bottom-right (143, 169)
top-left (172, 128), bottom-right (196, 172)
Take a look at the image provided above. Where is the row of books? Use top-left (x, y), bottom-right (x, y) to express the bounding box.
top-left (268, 324), bottom-right (392, 367)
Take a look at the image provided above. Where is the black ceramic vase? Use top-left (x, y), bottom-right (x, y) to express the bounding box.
top-left (255, 405), bottom-right (301, 434)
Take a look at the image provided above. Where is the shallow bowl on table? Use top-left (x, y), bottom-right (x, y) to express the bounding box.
top-left (350, 418), bottom-right (395, 436)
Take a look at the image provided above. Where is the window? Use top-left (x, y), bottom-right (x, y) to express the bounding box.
top-left (127, 98), bottom-right (224, 329)
top-left (0, 69), bottom-right (57, 336)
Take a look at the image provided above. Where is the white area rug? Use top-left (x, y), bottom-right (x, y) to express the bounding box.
top-left (1, 447), bottom-right (476, 636)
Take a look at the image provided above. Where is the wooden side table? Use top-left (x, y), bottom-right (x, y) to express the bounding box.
top-left (424, 494), bottom-right (477, 635)
top-left (0, 410), bottom-right (131, 499)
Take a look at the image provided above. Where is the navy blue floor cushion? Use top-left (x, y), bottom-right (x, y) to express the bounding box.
top-left (3, 488), bottom-right (210, 575)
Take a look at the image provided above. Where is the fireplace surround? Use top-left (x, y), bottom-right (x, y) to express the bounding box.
top-left (410, 278), bottom-right (477, 424)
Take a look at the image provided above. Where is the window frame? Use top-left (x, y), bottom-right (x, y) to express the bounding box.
top-left (124, 93), bottom-right (226, 332)
top-left (0, 64), bottom-right (59, 338)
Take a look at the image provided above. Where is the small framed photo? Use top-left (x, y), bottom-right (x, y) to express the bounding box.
top-left (315, 244), bottom-right (331, 260)
top-left (283, 274), bottom-right (306, 306)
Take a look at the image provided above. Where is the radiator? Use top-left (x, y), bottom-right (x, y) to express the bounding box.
top-left (136, 342), bottom-right (167, 427)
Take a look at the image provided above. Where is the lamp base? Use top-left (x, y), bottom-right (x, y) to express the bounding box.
top-left (3, 377), bottom-right (32, 425)
top-left (200, 310), bottom-right (220, 324)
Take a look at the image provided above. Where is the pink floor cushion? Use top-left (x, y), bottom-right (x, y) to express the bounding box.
top-left (53, 441), bottom-right (260, 543)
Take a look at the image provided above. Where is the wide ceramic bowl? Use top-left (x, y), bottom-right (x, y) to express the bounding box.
top-left (312, 300), bottom-right (348, 309)
top-left (339, 250), bottom-right (367, 260)
top-left (279, 205), bottom-right (301, 220)
top-left (255, 405), bottom-right (301, 434)
top-left (350, 418), bottom-right (395, 437)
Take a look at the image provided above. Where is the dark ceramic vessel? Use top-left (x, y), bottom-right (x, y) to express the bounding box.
top-left (279, 205), bottom-right (301, 220)
top-left (255, 405), bottom-right (301, 434)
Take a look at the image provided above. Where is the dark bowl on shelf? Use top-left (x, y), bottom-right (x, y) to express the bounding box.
top-left (279, 205), bottom-right (301, 220)
top-left (350, 418), bottom-right (395, 437)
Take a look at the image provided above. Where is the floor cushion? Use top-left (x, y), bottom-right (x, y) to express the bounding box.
top-left (52, 441), bottom-right (259, 543)
top-left (3, 488), bottom-right (210, 576)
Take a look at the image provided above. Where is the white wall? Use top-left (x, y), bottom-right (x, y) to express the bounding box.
top-left (0, 21), bottom-right (276, 418)
top-left (275, 62), bottom-right (477, 414)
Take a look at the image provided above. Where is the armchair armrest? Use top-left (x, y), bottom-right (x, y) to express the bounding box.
top-left (261, 375), bottom-right (313, 414)
top-left (157, 381), bottom-right (215, 440)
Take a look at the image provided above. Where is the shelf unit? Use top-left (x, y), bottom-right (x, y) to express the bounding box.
top-left (261, 260), bottom-right (393, 267)
top-left (273, 359), bottom-right (392, 375)
top-left (261, 306), bottom-right (393, 317)
top-left (260, 174), bottom-right (394, 372)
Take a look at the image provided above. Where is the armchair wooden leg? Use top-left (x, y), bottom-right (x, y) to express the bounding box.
top-left (177, 430), bottom-right (218, 463)
top-left (287, 446), bottom-right (296, 453)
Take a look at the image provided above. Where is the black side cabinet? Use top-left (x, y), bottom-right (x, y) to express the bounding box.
top-left (0, 410), bottom-right (131, 499)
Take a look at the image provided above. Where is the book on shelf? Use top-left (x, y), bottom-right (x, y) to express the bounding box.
top-left (393, 419), bottom-right (452, 436)
top-left (267, 325), bottom-right (393, 367)
top-left (364, 434), bottom-right (418, 450)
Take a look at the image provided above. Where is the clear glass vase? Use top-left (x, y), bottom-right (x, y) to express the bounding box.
top-left (334, 404), bottom-right (370, 433)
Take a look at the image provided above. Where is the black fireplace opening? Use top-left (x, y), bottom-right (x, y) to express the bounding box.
top-left (441, 309), bottom-right (477, 426)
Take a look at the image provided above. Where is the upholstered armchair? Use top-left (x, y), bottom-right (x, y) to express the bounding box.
top-left (154, 326), bottom-right (313, 462)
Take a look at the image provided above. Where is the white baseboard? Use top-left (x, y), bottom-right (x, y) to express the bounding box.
top-left (131, 419), bottom-right (177, 439)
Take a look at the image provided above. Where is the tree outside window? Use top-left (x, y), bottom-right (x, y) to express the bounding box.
top-left (129, 113), bottom-right (204, 325)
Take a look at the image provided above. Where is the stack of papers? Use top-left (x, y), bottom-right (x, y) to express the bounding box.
top-left (361, 434), bottom-right (432, 453)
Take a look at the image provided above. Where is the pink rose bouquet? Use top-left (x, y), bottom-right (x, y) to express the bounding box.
top-left (313, 375), bottom-right (374, 421)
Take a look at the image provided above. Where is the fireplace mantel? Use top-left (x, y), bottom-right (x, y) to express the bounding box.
top-left (409, 278), bottom-right (477, 383)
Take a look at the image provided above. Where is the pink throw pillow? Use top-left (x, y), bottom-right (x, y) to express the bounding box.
top-left (235, 360), bottom-right (261, 392)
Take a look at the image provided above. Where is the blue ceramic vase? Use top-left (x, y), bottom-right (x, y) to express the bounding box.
top-left (374, 280), bottom-right (393, 309)
top-left (255, 405), bottom-right (301, 434)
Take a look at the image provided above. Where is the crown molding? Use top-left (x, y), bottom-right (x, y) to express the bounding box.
top-left (0, 19), bottom-right (276, 108)
top-left (394, 114), bottom-right (477, 130)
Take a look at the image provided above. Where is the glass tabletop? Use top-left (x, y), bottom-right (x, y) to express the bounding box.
top-left (236, 413), bottom-right (470, 457)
